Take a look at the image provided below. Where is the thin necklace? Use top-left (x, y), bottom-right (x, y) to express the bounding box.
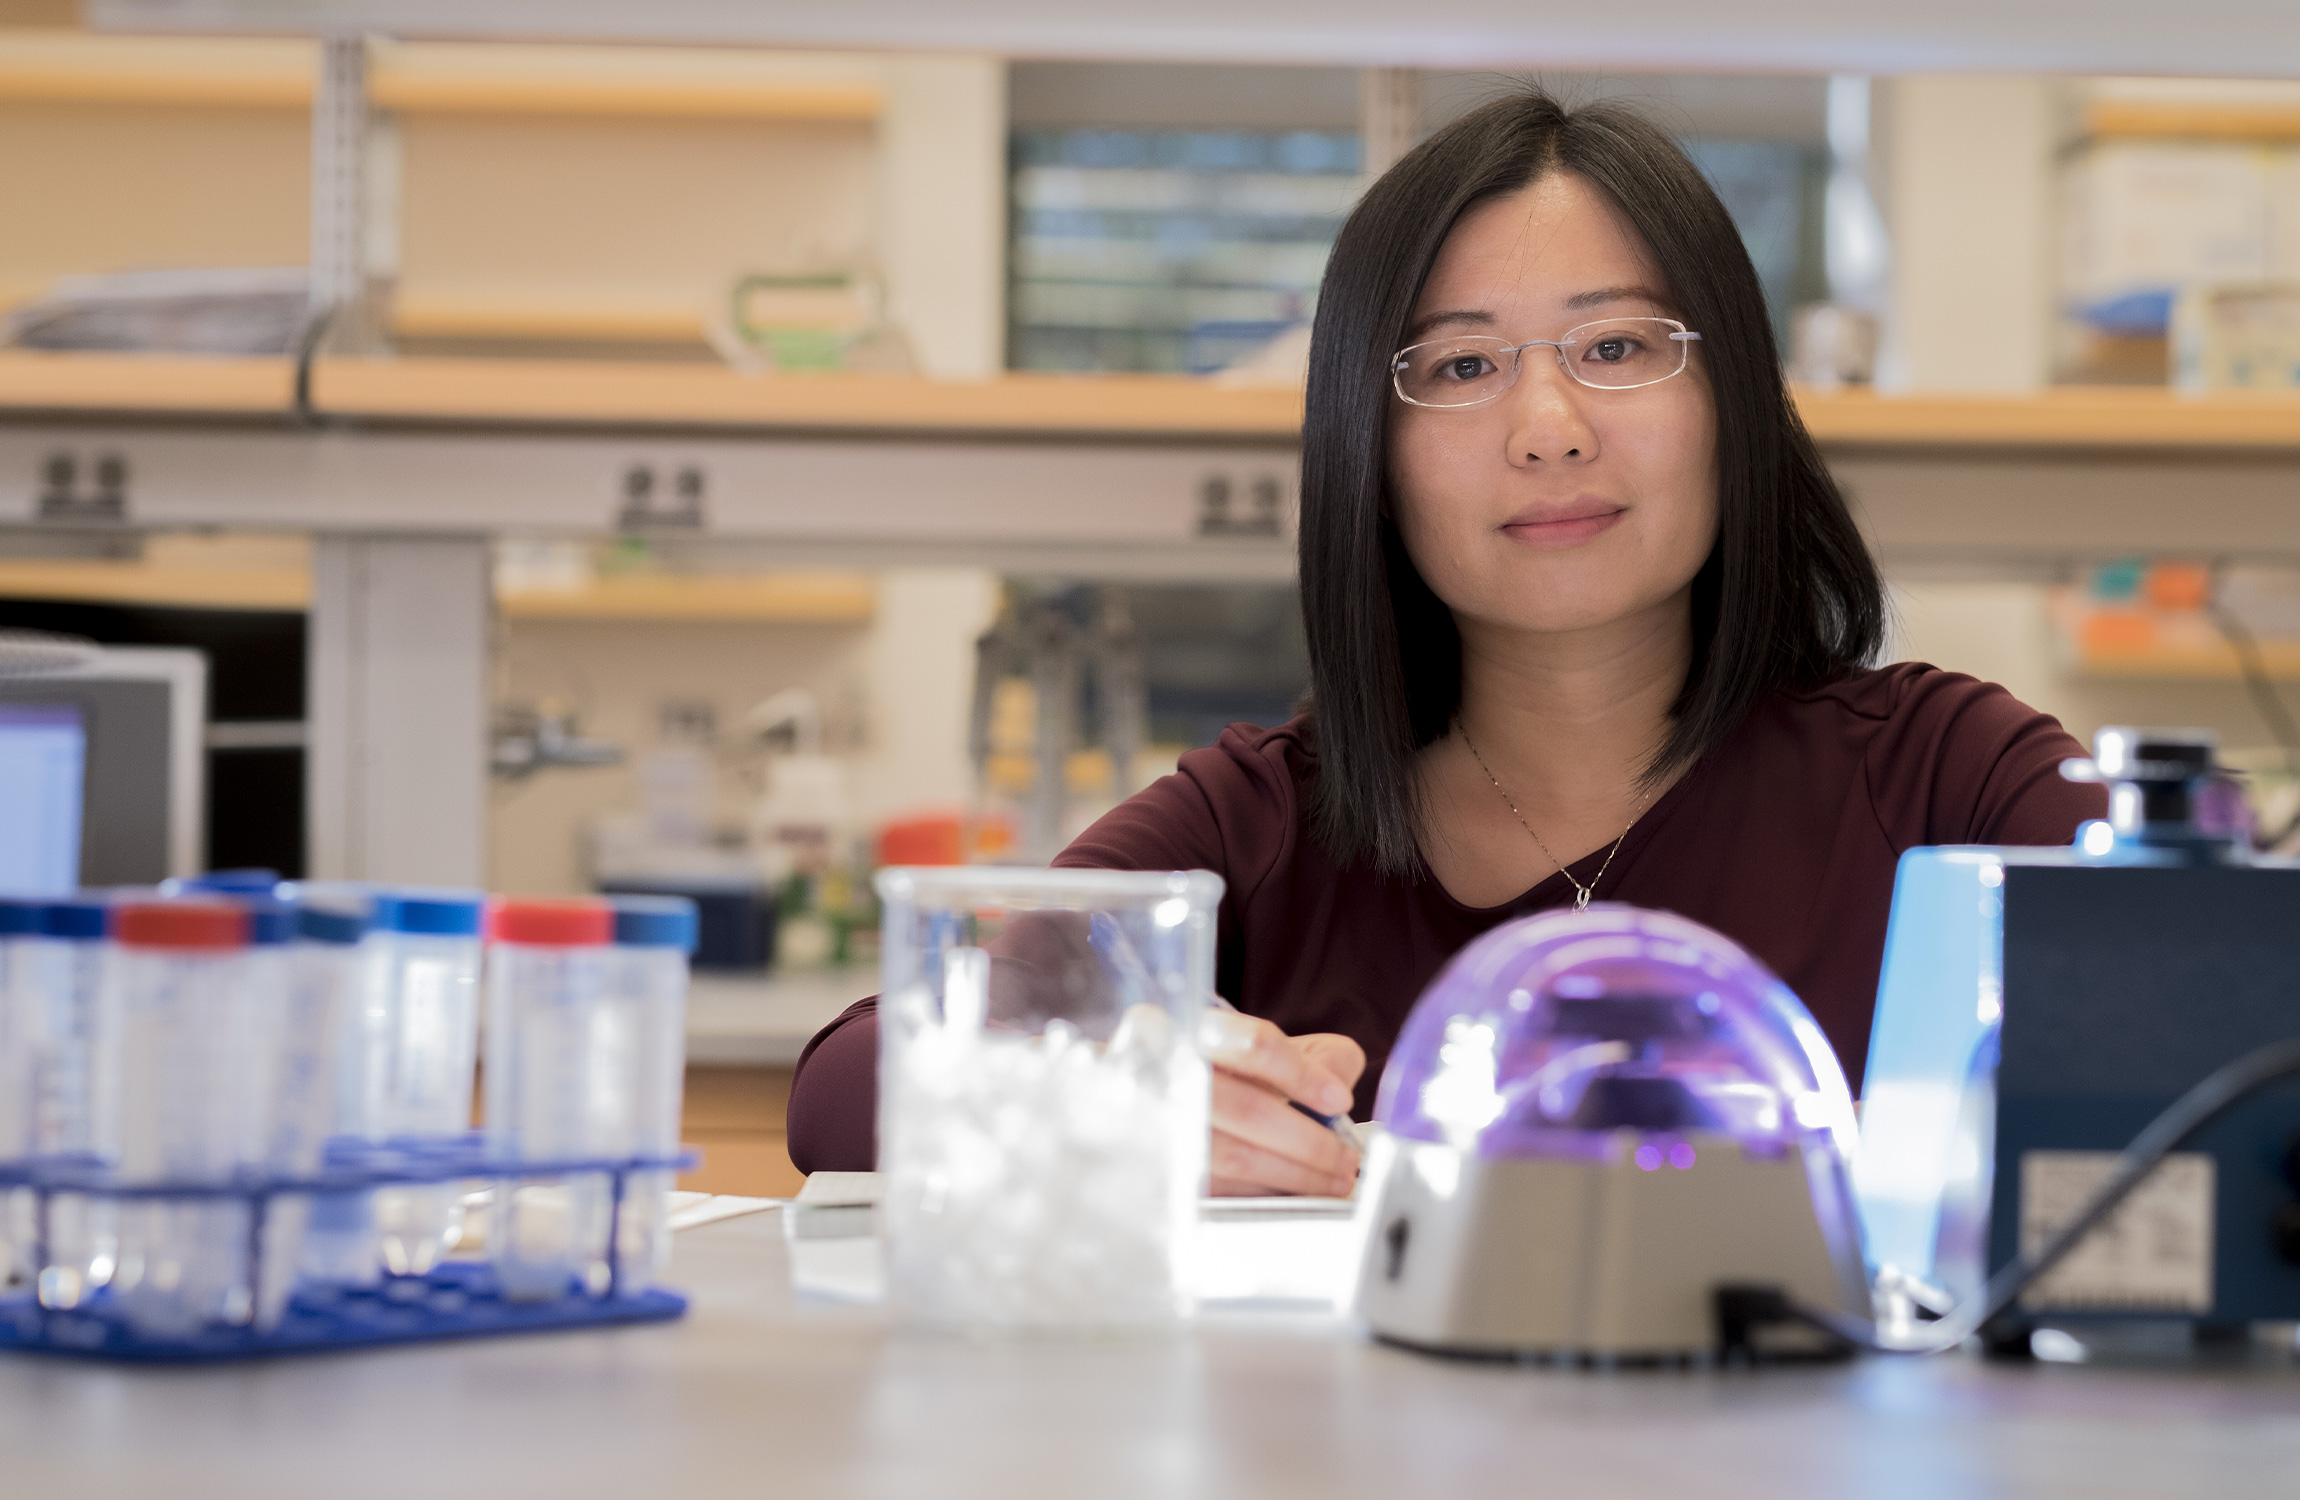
top-left (1456, 719), bottom-right (1651, 911)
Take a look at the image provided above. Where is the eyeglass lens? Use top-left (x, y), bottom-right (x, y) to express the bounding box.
top-left (1392, 318), bottom-right (1692, 406)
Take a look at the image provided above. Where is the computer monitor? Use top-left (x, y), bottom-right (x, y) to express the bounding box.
top-left (0, 647), bottom-right (205, 889)
top-left (0, 703), bottom-right (85, 894)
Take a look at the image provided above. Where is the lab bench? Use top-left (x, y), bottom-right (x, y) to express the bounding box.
top-left (4, 1208), bottom-right (2296, 1498)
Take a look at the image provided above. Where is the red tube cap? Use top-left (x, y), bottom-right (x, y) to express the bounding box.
top-left (489, 897), bottom-right (612, 947)
top-left (114, 900), bottom-right (248, 950)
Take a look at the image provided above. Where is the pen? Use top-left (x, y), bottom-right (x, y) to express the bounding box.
top-left (1207, 992), bottom-right (1359, 1142)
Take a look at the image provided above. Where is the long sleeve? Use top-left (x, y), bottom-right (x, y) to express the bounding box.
top-left (1859, 664), bottom-right (2106, 850)
top-left (785, 996), bottom-right (881, 1173)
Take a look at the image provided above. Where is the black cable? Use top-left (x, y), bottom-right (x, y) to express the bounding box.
top-left (292, 304), bottom-right (336, 430)
top-left (2208, 561), bottom-right (2300, 849)
top-left (1771, 1036), bottom-right (2300, 1355)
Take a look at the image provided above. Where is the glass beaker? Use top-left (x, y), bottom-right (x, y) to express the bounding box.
top-left (874, 865), bottom-right (1220, 1331)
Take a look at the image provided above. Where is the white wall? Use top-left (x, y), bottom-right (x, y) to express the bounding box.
top-left (1887, 575), bottom-right (2290, 758)
top-left (850, 566), bottom-right (1003, 825)
top-left (877, 55), bottom-right (1007, 379)
top-left (1886, 580), bottom-right (2059, 710)
top-left (1878, 76), bottom-right (2061, 393)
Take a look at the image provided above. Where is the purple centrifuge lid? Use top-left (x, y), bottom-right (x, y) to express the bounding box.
top-left (1373, 904), bottom-right (1856, 1163)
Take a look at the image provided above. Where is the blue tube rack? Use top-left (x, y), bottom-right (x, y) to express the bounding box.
top-left (0, 1137), bottom-right (700, 1364)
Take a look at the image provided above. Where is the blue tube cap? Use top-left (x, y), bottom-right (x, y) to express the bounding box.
top-left (175, 868), bottom-right (283, 897)
top-left (39, 898), bottom-right (109, 941)
top-left (296, 902), bottom-right (368, 946)
top-left (281, 881), bottom-right (379, 945)
top-left (241, 897), bottom-right (297, 946)
top-left (373, 887), bottom-right (486, 938)
top-left (0, 897), bottom-right (42, 935)
top-left (609, 895), bottom-right (699, 953)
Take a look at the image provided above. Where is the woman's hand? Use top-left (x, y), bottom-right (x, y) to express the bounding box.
top-left (1199, 1010), bottom-right (1366, 1197)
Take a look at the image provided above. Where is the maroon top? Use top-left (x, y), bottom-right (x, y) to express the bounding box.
top-left (786, 664), bottom-right (2105, 1172)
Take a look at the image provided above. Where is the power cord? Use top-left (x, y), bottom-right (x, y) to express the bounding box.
top-left (1719, 1036), bottom-right (2300, 1359)
top-left (2208, 561), bottom-right (2300, 851)
top-left (292, 304), bottom-right (337, 430)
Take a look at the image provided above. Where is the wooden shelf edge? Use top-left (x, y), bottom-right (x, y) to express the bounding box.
top-left (0, 68), bottom-right (310, 109)
top-left (390, 297), bottom-right (709, 344)
top-left (0, 562), bottom-right (309, 611)
top-left (499, 575), bottom-right (877, 624)
top-left (0, 33), bottom-right (310, 110)
top-left (0, 34), bottom-right (882, 122)
top-left (1794, 387), bottom-right (2300, 451)
top-left (7, 354), bottom-right (2300, 450)
top-left (0, 351), bottom-right (295, 415)
top-left (369, 76), bottom-right (880, 122)
top-left (0, 559), bottom-right (878, 622)
top-left (304, 359), bottom-right (1308, 439)
top-left (2085, 99), bottom-right (2300, 141)
top-left (2073, 651), bottom-right (2300, 682)
top-left (0, 353), bottom-right (1305, 437)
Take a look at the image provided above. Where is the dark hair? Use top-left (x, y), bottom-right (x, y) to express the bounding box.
top-left (1300, 86), bottom-right (1885, 874)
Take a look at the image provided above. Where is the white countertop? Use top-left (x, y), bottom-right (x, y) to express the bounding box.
top-left (9, 1213), bottom-right (2300, 1498)
top-left (683, 967), bottom-right (871, 1066)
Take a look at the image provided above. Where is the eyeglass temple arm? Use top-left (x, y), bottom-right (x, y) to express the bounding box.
top-left (1670, 332), bottom-right (1701, 342)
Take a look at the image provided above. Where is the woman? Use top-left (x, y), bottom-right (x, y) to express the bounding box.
top-left (788, 88), bottom-right (2103, 1193)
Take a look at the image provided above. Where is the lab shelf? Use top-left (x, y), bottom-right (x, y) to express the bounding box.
top-left (7, 353), bottom-right (2300, 450)
top-left (0, 32), bottom-right (313, 109)
top-left (0, 359), bottom-right (2293, 569)
top-left (0, 32), bottom-right (883, 121)
top-left (0, 557), bottom-right (309, 611)
top-left (0, 352), bottom-right (296, 418)
top-left (0, 559), bottom-right (878, 623)
top-left (2074, 644), bottom-right (2300, 680)
top-left (389, 294), bottom-right (722, 346)
top-left (0, 353), bottom-right (1305, 440)
top-left (2050, 590), bottom-right (2300, 681)
top-left (365, 46), bottom-right (880, 121)
top-left (2084, 99), bottom-right (2300, 140)
top-left (0, 420), bottom-right (1305, 580)
top-left (1793, 386), bottom-right (2300, 452)
top-left (498, 571), bottom-right (878, 624)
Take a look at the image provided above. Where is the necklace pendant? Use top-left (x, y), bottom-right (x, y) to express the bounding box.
top-left (1573, 888), bottom-right (1591, 911)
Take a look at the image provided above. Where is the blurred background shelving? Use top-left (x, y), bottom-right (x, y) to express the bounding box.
top-left (0, 29), bottom-right (979, 367)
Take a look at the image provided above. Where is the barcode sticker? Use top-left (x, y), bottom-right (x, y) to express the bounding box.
top-left (2018, 1151), bottom-right (2215, 1312)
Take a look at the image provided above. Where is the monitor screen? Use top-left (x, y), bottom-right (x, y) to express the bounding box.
top-left (0, 649), bottom-right (205, 886)
top-left (0, 701), bottom-right (86, 895)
